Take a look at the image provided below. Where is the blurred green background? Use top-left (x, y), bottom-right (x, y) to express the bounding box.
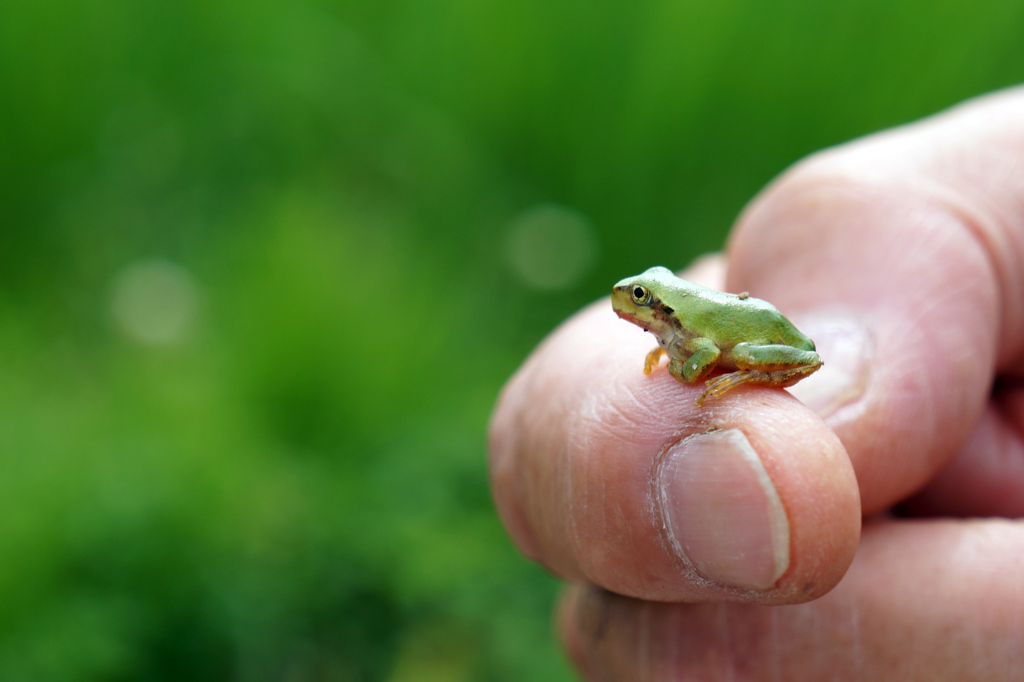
top-left (2, 0), bottom-right (1024, 679)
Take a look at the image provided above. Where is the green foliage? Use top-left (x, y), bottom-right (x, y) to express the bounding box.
top-left (1, 0), bottom-right (1023, 679)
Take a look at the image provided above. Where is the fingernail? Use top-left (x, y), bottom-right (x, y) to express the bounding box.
top-left (787, 315), bottom-right (873, 419)
top-left (657, 429), bottom-right (789, 590)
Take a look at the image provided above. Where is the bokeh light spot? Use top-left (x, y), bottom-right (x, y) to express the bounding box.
top-left (504, 203), bottom-right (599, 291)
top-left (110, 259), bottom-right (199, 347)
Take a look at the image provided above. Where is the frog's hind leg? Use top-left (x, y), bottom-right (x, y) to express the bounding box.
top-left (694, 342), bottom-right (822, 407)
top-left (696, 372), bottom-right (754, 407)
top-left (695, 365), bottom-right (820, 407)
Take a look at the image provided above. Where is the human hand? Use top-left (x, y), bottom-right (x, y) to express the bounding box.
top-left (489, 88), bottom-right (1024, 680)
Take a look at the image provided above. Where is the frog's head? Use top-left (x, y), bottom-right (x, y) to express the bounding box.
top-left (611, 266), bottom-right (677, 334)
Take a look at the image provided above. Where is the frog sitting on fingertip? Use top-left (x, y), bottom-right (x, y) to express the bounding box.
top-left (612, 266), bottom-right (822, 407)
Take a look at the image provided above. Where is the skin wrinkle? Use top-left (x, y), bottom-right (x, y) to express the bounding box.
top-left (573, 389), bottom-right (658, 588)
top-left (564, 416), bottom-right (584, 582)
top-left (583, 384), bottom-right (656, 450)
top-left (516, 304), bottom-right (654, 580)
top-left (969, 613), bottom-right (984, 680)
top-left (927, 100), bottom-right (1024, 356)
top-left (666, 601), bottom-right (682, 682)
top-left (849, 598), bottom-right (863, 682)
top-left (906, 177), bottom-right (1019, 365)
top-left (527, 353), bottom-right (580, 576)
top-left (767, 606), bottom-right (782, 682)
top-left (575, 390), bottom-right (696, 592)
top-left (892, 218), bottom-right (999, 383)
top-left (1009, 567), bottom-right (1023, 678)
top-left (874, 325), bottom-right (989, 497)
top-left (718, 605), bottom-right (736, 682)
top-left (489, 373), bottom-right (543, 561)
top-left (855, 197), bottom-right (998, 417)
top-left (651, 433), bottom-right (711, 590)
top-left (528, 375), bottom-right (566, 565)
top-left (522, 334), bottom-right (599, 567)
top-left (874, 339), bottom-right (941, 468)
top-left (637, 600), bottom-right (651, 682)
top-left (603, 386), bottom-right (684, 590)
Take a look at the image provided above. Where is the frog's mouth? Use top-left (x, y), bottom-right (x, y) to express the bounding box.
top-left (614, 308), bottom-right (651, 331)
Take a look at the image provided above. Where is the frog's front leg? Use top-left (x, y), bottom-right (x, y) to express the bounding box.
top-left (696, 342), bottom-right (822, 406)
top-left (643, 347), bottom-right (666, 374)
top-left (668, 337), bottom-right (720, 384)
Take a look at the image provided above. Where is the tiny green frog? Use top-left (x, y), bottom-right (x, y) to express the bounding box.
top-left (612, 266), bottom-right (822, 407)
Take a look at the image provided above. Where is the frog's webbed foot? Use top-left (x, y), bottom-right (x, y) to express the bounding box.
top-left (644, 347), bottom-right (667, 374)
top-left (696, 370), bottom-right (762, 407)
top-left (695, 363), bottom-right (822, 407)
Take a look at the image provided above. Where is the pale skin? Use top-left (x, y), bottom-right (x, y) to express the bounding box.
top-left (488, 88), bottom-right (1024, 681)
top-left (610, 266), bottom-right (822, 406)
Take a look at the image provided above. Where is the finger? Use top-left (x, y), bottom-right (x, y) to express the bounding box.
top-left (727, 87), bottom-right (1024, 513)
top-left (562, 519), bottom-right (1024, 681)
top-left (489, 262), bottom-right (860, 602)
top-left (901, 382), bottom-right (1024, 517)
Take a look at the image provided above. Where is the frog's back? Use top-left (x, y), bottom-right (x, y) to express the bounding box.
top-left (679, 285), bottom-right (814, 350)
top-left (635, 267), bottom-right (814, 350)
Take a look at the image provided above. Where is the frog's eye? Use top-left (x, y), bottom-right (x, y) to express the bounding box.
top-left (631, 285), bottom-right (652, 306)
